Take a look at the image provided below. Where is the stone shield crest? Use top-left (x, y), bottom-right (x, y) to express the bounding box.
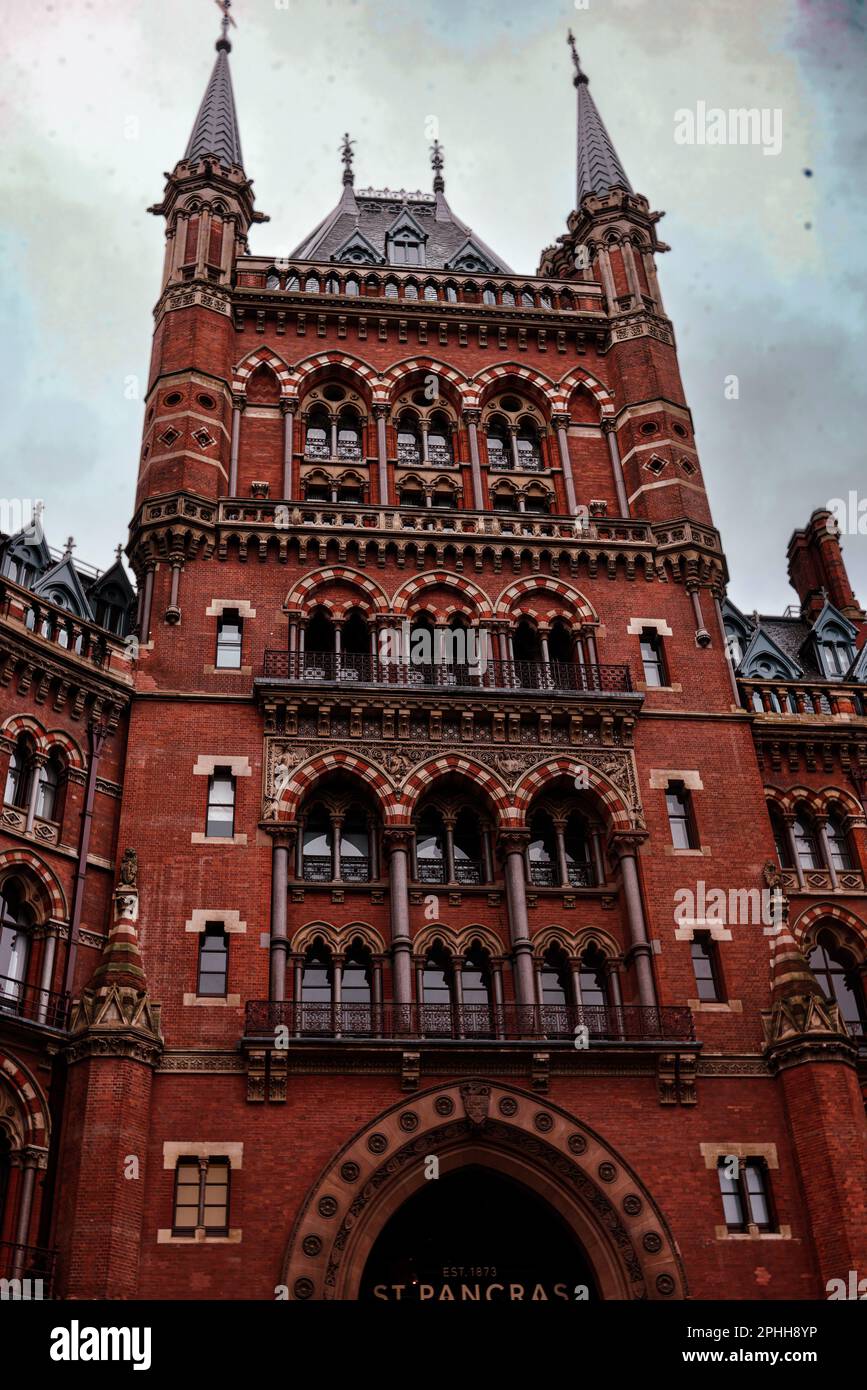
top-left (459, 1081), bottom-right (491, 1129)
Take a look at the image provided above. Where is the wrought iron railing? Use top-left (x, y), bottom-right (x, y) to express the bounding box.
top-left (0, 1241), bottom-right (56, 1296)
top-left (0, 975), bottom-right (70, 1029)
top-left (244, 1001), bottom-right (695, 1042)
top-left (529, 863), bottom-right (596, 888)
top-left (261, 651), bottom-right (633, 694)
top-left (427, 444), bottom-right (454, 466)
top-left (416, 860), bottom-right (485, 885)
top-left (301, 855), bottom-right (371, 883)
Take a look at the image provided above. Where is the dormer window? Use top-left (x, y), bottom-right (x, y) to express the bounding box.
top-left (820, 630), bottom-right (853, 677)
top-left (389, 232), bottom-right (422, 266)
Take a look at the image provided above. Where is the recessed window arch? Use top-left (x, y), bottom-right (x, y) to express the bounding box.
top-left (578, 944), bottom-right (609, 1010)
top-left (792, 809), bottom-right (820, 871)
top-left (825, 807), bottom-right (854, 871)
top-left (413, 791), bottom-right (493, 886)
top-left (0, 878), bottom-right (34, 1011)
top-left (304, 274), bottom-right (320, 294)
top-left (36, 747), bottom-right (67, 823)
top-left (515, 417), bottom-right (542, 471)
top-left (4, 733), bottom-right (36, 810)
top-left (298, 782), bottom-right (380, 884)
top-left (807, 928), bottom-right (866, 1037)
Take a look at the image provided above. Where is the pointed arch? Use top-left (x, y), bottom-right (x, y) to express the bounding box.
top-left (284, 567), bottom-right (390, 617)
top-left (553, 366), bottom-right (616, 418)
top-left (514, 758), bottom-right (633, 833)
top-left (280, 1078), bottom-right (687, 1301)
top-left (43, 729), bottom-right (85, 769)
top-left (391, 571), bottom-right (494, 620)
top-left (791, 902), bottom-right (867, 951)
top-left (0, 850), bottom-right (67, 919)
top-left (467, 361), bottom-right (558, 412)
top-left (401, 756), bottom-right (512, 822)
top-left (494, 577), bottom-right (597, 625)
top-left (275, 752), bottom-right (399, 824)
top-left (0, 1054), bottom-right (51, 1149)
top-left (379, 356), bottom-right (469, 409)
top-left (232, 347), bottom-right (296, 398)
top-left (291, 352), bottom-right (380, 404)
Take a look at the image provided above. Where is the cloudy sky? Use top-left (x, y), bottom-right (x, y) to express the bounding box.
top-left (2, 0), bottom-right (865, 613)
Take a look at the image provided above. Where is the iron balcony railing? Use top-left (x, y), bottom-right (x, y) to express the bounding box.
top-left (0, 975), bottom-right (70, 1030)
top-left (301, 855), bottom-right (371, 883)
top-left (416, 859), bottom-right (485, 886)
top-left (529, 863), bottom-right (595, 888)
top-left (244, 1000), bottom-right (695, 1043)
top-left (261, 651), bottom-right (633, 694)
top-left (0, 1241), bottom-right (56, 1296)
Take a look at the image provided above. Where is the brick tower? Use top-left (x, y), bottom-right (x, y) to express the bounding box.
top-left (3, 14), bottom-right (866, 1304)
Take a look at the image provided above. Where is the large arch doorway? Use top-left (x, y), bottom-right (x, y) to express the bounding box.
top-left (360, 1165), bottom-right (598, 1301)
top-left (281, 1080), bottom-right (686, 1300)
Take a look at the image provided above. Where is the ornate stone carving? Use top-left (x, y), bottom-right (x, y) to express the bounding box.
top-left (459, 1081), bottom-right (491, 1129)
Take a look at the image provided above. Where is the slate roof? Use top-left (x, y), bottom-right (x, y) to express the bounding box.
top-left (290, 182), bottom-right (512, 273)
top-left (184, 44), bottom-right (243, 169)
top-left (0, 526), bottom-right (135, 636)
top-left (572, 56), bottom-right (632, 204)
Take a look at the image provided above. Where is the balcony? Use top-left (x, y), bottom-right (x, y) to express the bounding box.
top-left (740, 679), bottom-right (865, 718)
top-left (244, 1000), bottom-right (695, 1043)
top-left (260, 651), bottom-right (633, 695)
top-left (778, 867), bottom-right (865, 895)
top-left (0, 975), bottom-right (70, 1030)
top-left (0, 1241), bottom-right (56, 1296)
top-left (417, 859), bottom-right (484, 886)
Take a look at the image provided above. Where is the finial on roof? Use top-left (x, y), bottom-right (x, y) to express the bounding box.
top-left (340, 132), bottom-right (356, 186)
top-left (115, 544), bottom-right (124, 564)
top-left (431, 139), bottom-right (445, 192)
top-left (63, 536), bottom-right (76, 559)
top-left (567, 29), bottom-right (588, 86)
top-left (214, 0), bottom-right (236, 54)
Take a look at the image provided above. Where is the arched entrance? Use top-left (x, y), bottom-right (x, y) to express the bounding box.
top-left (360, 1165), bottom-right (599, 1301)
top-left (282, 1080), bottom-right (686, 1300)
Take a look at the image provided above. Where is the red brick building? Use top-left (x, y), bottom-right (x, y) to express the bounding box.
top-left (2, 22), bottom-right (866, 1303)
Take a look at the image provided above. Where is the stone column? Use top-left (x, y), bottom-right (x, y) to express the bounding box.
top-left (642, 249), bottom-right (664, 311)
top-left (140, 564), bottom-right (156, 644)
top-left (384, 829), bottom-right (414, 1008)
top-left (713, 592), bottom-right (742, 706)
top-left (194, 206), bottom-right (211, 280)
top-left (229, 396), bottom-right (245, 496)
top-left (553, 819), bottom-right (570, 888)
top-left (464, 409), bottom-right (484, 510)
top-left (609, 833), bottom-right (657, 1008)
top-left (267, 828), bottom-right (294, 1002)
top-left (621, 239), bottom-right (643, 304)
top-left (166, 553), bottom-right (183, 624)
top-left (281, 401), bottom-right (296, 500)
top-left (330, 813), bottom-right (344, 883)
top-left (816, 821), bottom-right (839, 890)
top-left (36, 923), bottom-right (59, 1024)
top-left (784, 816), bottom-right (805, 889)
top-left (497, 830), bottom-right (536, 1010)
top-left (10, 1148), bottom-right (45, 1279)
top-left (25, 753), bottom-right (47, 832)
top-left (602, 419), bottom-right (629, 518)
top-left (595, 245), bottom-right (617, 311)
top-left (442, 814), bottom-right (456, 885)
top-left (552, 412), bottom-right (578, 515)
top-left (374, 405), bottom-right (390, 505)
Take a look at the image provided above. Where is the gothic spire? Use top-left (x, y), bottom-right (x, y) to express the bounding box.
top-left (184, 3), bottom-right (243, 169)
top-left (568, 31), bottom-right (632, 206)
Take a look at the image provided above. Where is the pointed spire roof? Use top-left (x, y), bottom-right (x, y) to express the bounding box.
top-left (567, 31), bottom-right (632, 205)
top-left (184, 22), bottom-right (243, 170)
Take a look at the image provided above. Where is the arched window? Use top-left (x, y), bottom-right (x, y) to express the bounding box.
top-left (825, 809), bottom-right (854, 871)
top-left (345, 277), bottom-right (360, 297)
top-left (421, 945), bottom-right (453, 1036)
top-left (306, 609), bottom-right (336, 656)
top-left (304, 275), bottom-right (320, 293)
top-left (397, 412), bottom-right (422, 465)
top-left (515, 419), bottom-right (541, 471)
top-left (444, 283), bottom-right (458, 303)
top-left (265, 271), bottom-right (280, 290)
top-left (340, 610), bottom-right (371, 678)
top-left (404, 282), bottom-right (419, 300)
top-left (491, 485), bottom-right (517, 513)
top-left (548, 620), bottom-right (574, 665)
top-left (461, 944), bottom-right (493, 1037)
top-left (339, 804), bottom-right (371, 882)
top-left (768, 805), bottom-right (791, 868)
top-left (423, 282), bottom-right (438, 301)
top-left (501, 287), bottom-right (516, 306)
top-left (301, 805), bottom-right (332, 882)
top-left (36, 749), bottom-right (66, 823)
top-left (431, 483), bottom-right (457, 510)
top-left (453, 806), bottom-right (483, 884)
top-left (336, 410), bottom-right (362, 461)
top-left (820, 626), bottom-right (853, 677)
top-left (808, 931), bottom-right (866, 1037)
top-left (579, 945), bottom-right (609, 1013)
top-left (513, 618), bottom-right (542, 663)
top-left (540, 945), bottom-right (574, 1037)
top-left (528, 810), bottom-right (558, 886)
top-left (564, 812), bottom-right (595, 887)
top-left (416, 807), bottom-right (445, 883)
top-left (0, 880), bottom-right (33, 1011)
top-left (520, 289), bottom-right (535, 306)
top-left (523, 487), bottom-right (551, 515)
top-left (342, 940), bottom-right (373, 1035)
top-left (305, 406), bottom-right (330, 460)
top-left (793, 812), bottom-right (820, 871)
top-left (398, 480), bottom-right (425, 509)
top-left (286, 274), bottom-right (300, 291)
top-left (384, 280), bottom-right (399, 299)
top-left (337, 474), bottom-right (364, 504)
top-left (300, 940), bottom-right (333, 1034)
top-left (4, 734), bottom-right (35, 810)
top-left (427, 412), bottom-right (453, 466)
top-left (485, 416), bottom-right (509, 470)
top-left (482, 286), bottom-right (496, 305)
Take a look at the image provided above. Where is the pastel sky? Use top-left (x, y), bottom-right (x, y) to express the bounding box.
top-left (1, 0), bottom-right (865, 613)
